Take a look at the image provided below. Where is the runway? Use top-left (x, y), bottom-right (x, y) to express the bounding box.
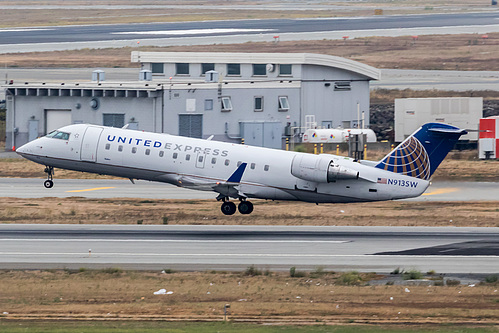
top-left (0, 224), bottom-right (496, 273)
top-left (3, 12), bottom-right (499, 53)
top-left (0, 178), bottom-right (497, 202)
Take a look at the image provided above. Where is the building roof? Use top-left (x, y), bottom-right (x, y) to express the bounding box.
top-left (131, 51), bottom-right (381, 80)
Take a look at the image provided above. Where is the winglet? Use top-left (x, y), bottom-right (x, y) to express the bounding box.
top-left (227, 163), bottom-right (247, 183)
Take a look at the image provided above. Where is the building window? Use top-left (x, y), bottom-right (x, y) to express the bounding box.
top-left (132, 147), bottom-right (137, 154)
top-left (225, 159), bottom-right (230, 166)
top-left (145, 149), bottom-right (150, 155)
top-left (103, 114), bottom-right (125, 128)
top-left (176, 63), bottom-right (189, 75)
top-left (252, 64), bottom-right (266, 76)
top-left (254, 96), bottom-right (263, 112)
top-left (159, 151), bottom-right (164, 157)
top-left (202, 63), bottom-right (215, 74)
top-left (151, 63), bottom-right (164, 74)
top-left (334, 81), bottom-right (351, 91)
top-left (278, 96), bottom-right (289, 111)
top-left (204, 99), bottom-right (213, 111)
top-left (105, 143), bottom-right (110, 150)
top-left (279, 64), bottom-right (292, 76)
top-left (221, 97), bottom-right (232, 112)
top-left (227, 63), bottom-right (240, 76)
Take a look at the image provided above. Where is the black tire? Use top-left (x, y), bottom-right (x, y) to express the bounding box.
top-left (44, 180), bottom-right (54, 188)
top-left (221, 201), bottom-right (237, 215)
top-left (238, 201), bottom-right (254, 215)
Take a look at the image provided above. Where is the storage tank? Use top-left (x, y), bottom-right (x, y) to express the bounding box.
top-left (345, 128), bottom-right (377, 143)
top-left (303, 129), bottom-right (348, 143)
top-left (303, 128), bottom-right (376, 143)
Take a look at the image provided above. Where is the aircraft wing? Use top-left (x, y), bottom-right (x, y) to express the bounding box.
top-left (178, 163), bottom-right (248, 198)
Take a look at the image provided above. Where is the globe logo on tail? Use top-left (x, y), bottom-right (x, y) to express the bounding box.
top-left (377, 136), bottom-right (431, 180)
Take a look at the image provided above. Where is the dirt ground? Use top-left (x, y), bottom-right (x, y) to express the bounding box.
top-left (5, 32), bottom-right (499, 71)
top-left (0, 270), bottom-right (497, 325)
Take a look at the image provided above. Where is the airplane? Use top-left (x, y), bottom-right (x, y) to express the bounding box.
top-left (15, 122), bottom-right (466, 215)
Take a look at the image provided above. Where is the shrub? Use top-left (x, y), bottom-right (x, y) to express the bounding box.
top-left (402, 269), bottom-right (423, 280)
top-left (445, 279), bottom-right (461, 286)
top-left (485, 275), bottom-right (498, 283)
top-left (337, 271), bottom-right (363, 285)
top-left (162, 216), bottom-right (168, 225)
top-left (243, 265), bottom-right (262, 276)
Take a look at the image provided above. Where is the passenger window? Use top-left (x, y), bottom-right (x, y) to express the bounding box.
top-left (105, 143), bottom-right (110, 150)
top-left (159, 151), bottom-right (164, 157)
top-left (237, 161), bottom-right (242, 167)
top-left (198, 156), bottom-right (204, 163)
top-left (250, 163), bottom-right (255, 169)
top-left (118, 145), bottom-right (123, 152)
top-left (132, 147), bottom-right (137, 154)
top-left (211, 157), bottom-right (217, 164)
top-left (225, 159), bottom-right (230, 166)
top-left (264, 165), bottom-right (270, 171)
top-left (173, 152), bottom-right (178, 159)
top-left (186, 154), bottom-right (191, 161)
top-left (145, 149), bottom-right (150, 155)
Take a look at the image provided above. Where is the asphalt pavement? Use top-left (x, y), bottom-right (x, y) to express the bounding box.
top-left (0, 224), bottom-right (496, 273)
top-left (0, 178), bottom-right (497, 201)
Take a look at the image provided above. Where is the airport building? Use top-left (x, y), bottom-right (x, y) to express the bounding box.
top-left (3, 52), bottom-right (380, 151)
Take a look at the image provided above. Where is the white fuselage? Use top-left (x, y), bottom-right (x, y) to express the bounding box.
top-left (16, 124), bottom-right (430, 203)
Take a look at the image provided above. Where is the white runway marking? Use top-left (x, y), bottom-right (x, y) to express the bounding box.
top-left (0, 239), bottom-right (350, 244)
top-left (0, 252), bottom-right (495, 258)
top-left (112, 28), bottom-right (273, 35)
top-left (0, 28), bottom-right (53, 32)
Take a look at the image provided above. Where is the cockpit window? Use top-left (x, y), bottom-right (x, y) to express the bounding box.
top-left (46, 131), bottom-right (70, 140)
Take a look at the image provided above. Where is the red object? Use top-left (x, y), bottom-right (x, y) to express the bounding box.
top-left (342, 36), bottom-right (349, 40)
top-left (479, 118), bottom-right (496, 138)
top-left (482, 35), bottom-right (489, 39)
top-left (412, 35), bottom-right (418, 40)
top-left (12, 146), bottom-right (15, 151)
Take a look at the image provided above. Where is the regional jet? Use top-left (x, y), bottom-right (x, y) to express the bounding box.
top-left (16, 123), bottom-right (466, 215)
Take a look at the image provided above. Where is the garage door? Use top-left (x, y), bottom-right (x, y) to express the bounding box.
top-left (45, 109), bottom-right (72, 134)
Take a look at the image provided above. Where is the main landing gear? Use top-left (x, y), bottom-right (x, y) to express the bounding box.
top-left (220, 198), bottom-right (254, 215)
top-left (43, 166), bottom-right (54, 188)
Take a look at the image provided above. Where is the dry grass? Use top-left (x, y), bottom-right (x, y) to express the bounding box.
top-left (0, 270), bottom-right (497, 325)
top-left (5, 32), bottom-right (499, 71)
top-left (0, 197), bottom-right (497, 227)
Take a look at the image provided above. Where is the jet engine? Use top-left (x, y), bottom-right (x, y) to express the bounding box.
top-left (291, 154), bottom-right (359, 183)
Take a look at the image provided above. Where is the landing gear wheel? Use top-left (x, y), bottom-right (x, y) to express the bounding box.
top-left (43, 166), bottom-right (54, 188)
top-left (238, 201), bottom-right (254, 215)
top-left (221, 201), bottom-right (237, 215)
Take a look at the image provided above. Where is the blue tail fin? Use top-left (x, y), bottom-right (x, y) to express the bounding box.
top-left (375, 123), bottom-right (467, 180)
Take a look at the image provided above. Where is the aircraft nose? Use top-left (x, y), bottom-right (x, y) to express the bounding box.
top-left (16, 141), bottom-right (35, 156)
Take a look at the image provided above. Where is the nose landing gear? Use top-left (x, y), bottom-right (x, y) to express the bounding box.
top-left (43, 166), bottom-right (54, 188)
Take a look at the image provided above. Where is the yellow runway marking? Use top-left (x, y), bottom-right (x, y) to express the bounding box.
top-left (422, 188), bottom-right (459, 196)
top-left (66, 187), bottom-right (116, 193)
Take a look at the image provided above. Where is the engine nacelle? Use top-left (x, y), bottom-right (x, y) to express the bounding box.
top-left (291, 154), bottom-right (359, 183)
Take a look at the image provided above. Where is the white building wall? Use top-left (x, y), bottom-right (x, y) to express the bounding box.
top-left (394, 97), bottom-right (482, 142)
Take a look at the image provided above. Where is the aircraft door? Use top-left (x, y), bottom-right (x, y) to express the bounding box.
top-left (80, 126), bottom-right (103, 162)
top-left (195, 152), bottom-right (206, 169)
